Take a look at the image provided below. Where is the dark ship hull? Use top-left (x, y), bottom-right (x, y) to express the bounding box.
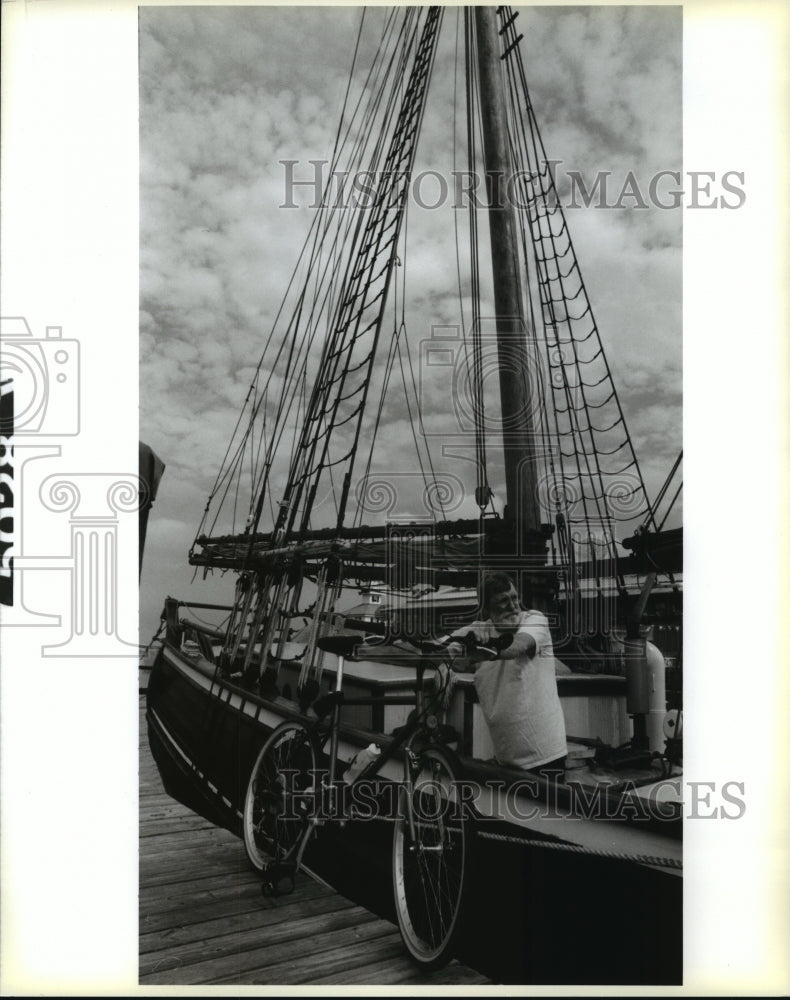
top-left (146, 632), bottom-right (682, 984)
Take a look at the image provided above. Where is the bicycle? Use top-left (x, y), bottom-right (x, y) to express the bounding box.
top-left (241, 626), bottom-right (512, 969)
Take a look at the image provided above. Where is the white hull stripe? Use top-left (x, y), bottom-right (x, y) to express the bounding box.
top-left (149, 705), bottom-right (241, 819)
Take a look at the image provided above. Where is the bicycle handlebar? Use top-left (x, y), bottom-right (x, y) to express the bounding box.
top-left (316, 627), bottom-right (513, 661)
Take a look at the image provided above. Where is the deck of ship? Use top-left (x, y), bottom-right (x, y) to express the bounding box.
top-left (139, 698), bottom-right (491, 986)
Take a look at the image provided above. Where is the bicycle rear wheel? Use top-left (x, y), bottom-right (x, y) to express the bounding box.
top-left (242, 720), bottom-right (318, 871)
top-left (392, 746), bottom-right (468, 969)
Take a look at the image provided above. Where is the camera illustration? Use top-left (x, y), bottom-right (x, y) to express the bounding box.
top-left (0, 317), bottom-right (80, 435)
top-left (418, 320), bottom-right (545, 438)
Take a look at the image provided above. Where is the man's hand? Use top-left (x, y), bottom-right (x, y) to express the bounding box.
top-left (446, 632), bottom-right (513, 672)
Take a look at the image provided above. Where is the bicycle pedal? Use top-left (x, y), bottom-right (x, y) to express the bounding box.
top-left (273, 873), bottom-right (295, 895)
top-left (261, 876), bottom-right (294, 897)
top-left (261, 861), bottom-right (296, 897)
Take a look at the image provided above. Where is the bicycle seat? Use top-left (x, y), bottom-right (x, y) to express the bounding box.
top-left (316, 634), bottom-right (363, 657)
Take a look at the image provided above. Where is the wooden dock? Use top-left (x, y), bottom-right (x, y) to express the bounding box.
top-left (139, 699), bottom-right (491, 986)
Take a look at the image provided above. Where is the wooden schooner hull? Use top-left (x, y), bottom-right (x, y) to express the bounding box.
top-left (146, 634), bottom-right (682, 983)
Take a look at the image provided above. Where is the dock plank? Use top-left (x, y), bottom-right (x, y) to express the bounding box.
top-left (141, 890), bottom-right (355, 952)
top-left (139, 697), bottom-right (490, 986)
top-left (141, 874), bottom-right (329, 932)
top-left (140, 903), bottom-right (383, 980)
top-left (220, 935), bottom-right (408, 986)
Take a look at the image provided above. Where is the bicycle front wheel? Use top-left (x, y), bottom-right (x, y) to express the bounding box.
top-left (242, 720), bottom-right (318, 871)
top-left (392, 746), bottom-right (468, 969)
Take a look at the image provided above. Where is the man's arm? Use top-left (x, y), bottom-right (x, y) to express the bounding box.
top-left (445, 630), bottom-right (536, 672)
top-left (494, 630), bottom-right (536, 660)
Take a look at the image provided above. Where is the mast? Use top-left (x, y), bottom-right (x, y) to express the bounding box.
top-left (473, 8), bottom-right (547, 583)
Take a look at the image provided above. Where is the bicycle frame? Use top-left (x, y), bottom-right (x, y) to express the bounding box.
top-left (245, 641), bottom-right (471, 968)
top-left (284, 648), bottom-right (448, 874)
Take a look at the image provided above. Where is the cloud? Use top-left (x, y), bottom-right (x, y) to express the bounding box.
top-left (139, 7), bottom-right (682, 635)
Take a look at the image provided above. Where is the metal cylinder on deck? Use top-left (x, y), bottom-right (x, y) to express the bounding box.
top-left (624, 636), bottom-right (650, 714)
top-left (624, 635), bottom-right (668, 753)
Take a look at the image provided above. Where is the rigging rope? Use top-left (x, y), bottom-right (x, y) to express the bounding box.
top-left (194, 9), bottom-right (417, 548)
top-left (193, 5), bottom-right (678, 622)
top-left (494, 6), bottom-right (666, 601)
top-left (465, 9), bottom-right (493, 514)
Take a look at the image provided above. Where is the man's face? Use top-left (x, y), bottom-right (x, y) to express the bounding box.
top-left (488, 585), bottom-right (521, 628)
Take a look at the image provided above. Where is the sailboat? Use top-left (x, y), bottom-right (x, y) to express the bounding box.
top-left (145, 6), bottom-right (682, 983)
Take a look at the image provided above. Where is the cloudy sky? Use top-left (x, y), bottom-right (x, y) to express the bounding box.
top-left (139, 5), bottom-right (682, 640)
top-left (2, 5), bottom-right (786, 988)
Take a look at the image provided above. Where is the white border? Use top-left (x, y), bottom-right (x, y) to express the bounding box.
top-left (1, 1), bottom-right (788, 994)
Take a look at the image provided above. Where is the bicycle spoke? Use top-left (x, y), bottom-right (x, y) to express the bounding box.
top-left (243, 721), bottom-right (317, 872)
top-left (392, 746), bottom-right (468, 969)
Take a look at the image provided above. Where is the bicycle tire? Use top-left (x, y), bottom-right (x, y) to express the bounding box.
top-left (392, 745), bottom-right (469, 969)
top-left (242, 720), bottom-right (319, 871)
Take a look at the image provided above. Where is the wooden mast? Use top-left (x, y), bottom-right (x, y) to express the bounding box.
top-left (473, 7), bottom-right (548, 593)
